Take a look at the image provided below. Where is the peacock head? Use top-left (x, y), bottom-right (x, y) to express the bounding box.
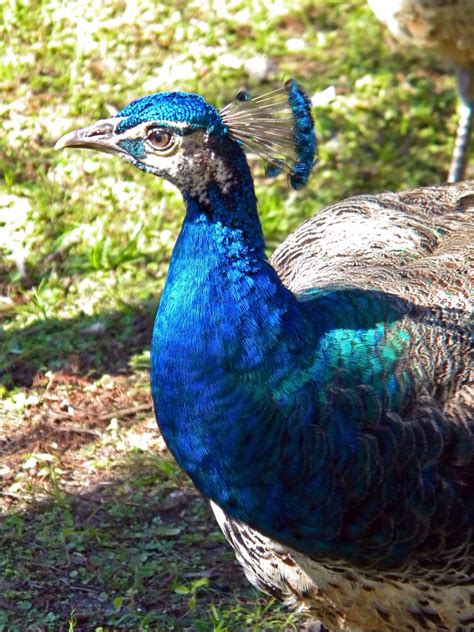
top-left (55, 80), bottom-right (316, 198)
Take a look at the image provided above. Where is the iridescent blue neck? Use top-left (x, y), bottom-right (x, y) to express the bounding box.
top-left (150, 153), bottom-right (311, 510)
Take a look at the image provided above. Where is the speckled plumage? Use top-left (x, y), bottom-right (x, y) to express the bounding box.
top-left (368, 0), bottom-right (474, 182)
top-left (56, 84), bottom-right (473, 632)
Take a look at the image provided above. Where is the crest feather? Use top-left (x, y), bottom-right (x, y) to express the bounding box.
top-left (220, 79), bottom-right (317, 189)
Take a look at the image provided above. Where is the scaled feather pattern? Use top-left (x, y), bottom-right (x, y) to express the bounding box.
top-left (55, 80), bottom-right (473, 632)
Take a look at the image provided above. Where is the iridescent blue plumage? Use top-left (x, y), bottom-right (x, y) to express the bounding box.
top-left (56, 83), bottom-right (473, 632)
top-left (116, 91), bottom-right (224, 134)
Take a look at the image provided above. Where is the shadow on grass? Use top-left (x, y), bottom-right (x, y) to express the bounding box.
top-left (0, 452), bottom-right (288, 631)
top-left (1, 301), bottom-right (157, 389)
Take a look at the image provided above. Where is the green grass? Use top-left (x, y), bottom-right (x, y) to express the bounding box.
top-left (0, 0), bottom-right (470, 629)
top-left (0, 448), bottom-right (300, 630)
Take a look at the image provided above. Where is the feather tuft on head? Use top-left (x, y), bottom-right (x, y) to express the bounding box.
top-left (220, 79), bottom-right (316, 189)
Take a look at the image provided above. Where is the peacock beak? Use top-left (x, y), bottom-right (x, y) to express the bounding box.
top-left (54, 117), bottom-right (126, 155)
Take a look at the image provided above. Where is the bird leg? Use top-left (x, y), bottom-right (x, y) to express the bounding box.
top-left (448, 68), bottom-right (474, 182)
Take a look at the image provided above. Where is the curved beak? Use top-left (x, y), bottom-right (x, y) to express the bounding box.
top-left (54, 117), bottom-right (126, 155)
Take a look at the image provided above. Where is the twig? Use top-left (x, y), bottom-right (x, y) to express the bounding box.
top-left (47, 402), bottom-right (153, 426)
top-left (68, 584), bottom-right (102, 594)
top-left (98, 403), bottom-right (153, 421)
top-left (48, 423), bottom-right (100, 437)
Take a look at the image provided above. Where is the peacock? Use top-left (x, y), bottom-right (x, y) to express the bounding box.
top-left (55, 80), bottom-right (473, 631)
top-left (368, 0), bottom-right (474, 183)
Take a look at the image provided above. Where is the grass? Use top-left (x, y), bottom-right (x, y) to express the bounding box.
top-left (0, 0), bottom-right (471, 629)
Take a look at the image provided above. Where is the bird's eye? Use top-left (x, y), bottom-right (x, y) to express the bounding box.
top-left (147, 129), bottom-right (174, 151)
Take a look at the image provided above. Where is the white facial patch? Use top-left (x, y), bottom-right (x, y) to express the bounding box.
top-left (120, 128), bottom-right (236, 202)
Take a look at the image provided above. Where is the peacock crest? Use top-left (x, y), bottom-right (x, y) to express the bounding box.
top-left (220, 79), bottom-right (316, 189)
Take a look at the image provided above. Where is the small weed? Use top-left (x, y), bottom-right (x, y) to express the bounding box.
top-left (174, 576), bottom-right (210, 611)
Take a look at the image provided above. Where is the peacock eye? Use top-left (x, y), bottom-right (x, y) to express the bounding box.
top-left (147, 129), bottom-right (174, 151)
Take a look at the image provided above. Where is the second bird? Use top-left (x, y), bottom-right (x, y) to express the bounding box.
top-left (369, 0), bottom-right (474, 182)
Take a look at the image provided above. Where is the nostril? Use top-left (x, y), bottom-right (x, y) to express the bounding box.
top-left (85, 123), bottom-right (114, 138)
